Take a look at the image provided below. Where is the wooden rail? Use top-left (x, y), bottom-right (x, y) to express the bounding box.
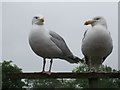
top-left (7, 72), bottom-right (120, 79)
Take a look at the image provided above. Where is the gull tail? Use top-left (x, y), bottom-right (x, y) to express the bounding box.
top-left (66, 55), bottom-right (84, 64)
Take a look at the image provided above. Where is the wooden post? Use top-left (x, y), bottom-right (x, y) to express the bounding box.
top-left (89, 78), bottom-right (99, 88)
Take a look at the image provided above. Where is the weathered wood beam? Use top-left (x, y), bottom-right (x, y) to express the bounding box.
top-left (7, 72), bottom-right (120, 79)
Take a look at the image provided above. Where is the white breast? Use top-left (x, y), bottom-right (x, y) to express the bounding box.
top-left (82, 25), bottom-right (113, 57)
top-left (29, 25), bottom-right (63, 58)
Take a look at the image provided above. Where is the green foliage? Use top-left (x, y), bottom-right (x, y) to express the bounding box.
top-left (26, 64), bottom-right (120, 89)
top-left (26, 79), bottom-right (62, 89)
top-left (61, 64), bottom-right (120, 88)
top-left (61, 64), bottom-right (89, 88)
top-left (3, 60), bottom-right (119, 89)
top-left (2, 60), bottom-right (27, 89)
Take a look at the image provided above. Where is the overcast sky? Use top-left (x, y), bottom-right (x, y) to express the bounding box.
top-left (2, 2), bottom-right (118, 72)
top-left (0, 3), bottom-right (2, 62)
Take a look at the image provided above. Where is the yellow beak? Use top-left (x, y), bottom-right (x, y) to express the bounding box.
top-left (84, 20), bottom-right (94, 25)
top-left (39, 18), bottom-right (44, 22)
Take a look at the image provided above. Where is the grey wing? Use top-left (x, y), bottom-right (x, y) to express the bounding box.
top-left (103, 45), bottom-right (113, 62)
top-left (49, 31), bottom-right (73, 56)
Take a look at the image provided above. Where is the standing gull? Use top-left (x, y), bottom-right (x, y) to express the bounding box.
top-left (81, 16), bottom-right (113, 70)
top-left (29, 14), bottom-right (83, 74)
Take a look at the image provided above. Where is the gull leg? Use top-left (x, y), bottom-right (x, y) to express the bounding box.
top-left (89, 56), bottom-right (94, 72)
top-left (42, 58), bottom-right (46, 73)
top-left (100, 59), bottom-right (103, 71)
top-left (49, 59), bottom-right (53, 72)
top-left (99, 59), bottom-right (107, 73)
top-left (46, 59), bottom-right (53, 75)
top-left (89, 56), bottom-right (92, 71)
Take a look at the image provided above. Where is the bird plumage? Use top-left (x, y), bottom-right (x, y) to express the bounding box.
top-left (82, 16), bottom-right (113, 69)
top-left (29, 14), bottom-right (82, 74)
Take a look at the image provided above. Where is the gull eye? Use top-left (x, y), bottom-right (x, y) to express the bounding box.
top-left (34, 16), bottom-right (39, 19)
top-left (95, 18), bottom-right (100, 20)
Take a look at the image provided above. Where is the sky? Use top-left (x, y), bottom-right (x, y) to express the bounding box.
top-left (118, 2), bottom-right (120, 70)
top-left (2, 2), bottom-right (118, 72)
top-left (1, 0), bottom-right (119, 2)
top-left (0, 2), bottom-right (2, 62)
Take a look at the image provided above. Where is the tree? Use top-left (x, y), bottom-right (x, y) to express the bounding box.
top-left (61, 64), bottom-right (89, 88)
top-left (2, 60), bottom-right (27, 89)
top-left (61, 64), bottom-right (120, 88)
top-left (26, 79), bottom-right (63, 89)
top-left (4, 60), bottom-right (119, 89)
top-left (26, 64), bottom-right (120, 89)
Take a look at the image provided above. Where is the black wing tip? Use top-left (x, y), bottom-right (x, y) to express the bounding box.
top-left (74, 57), bottom-right (85, 63)
top-left (68, 56), bottom-right (85, 64)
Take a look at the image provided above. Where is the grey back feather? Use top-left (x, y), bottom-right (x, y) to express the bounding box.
top-left (49, 31), bottom-right (73, 56)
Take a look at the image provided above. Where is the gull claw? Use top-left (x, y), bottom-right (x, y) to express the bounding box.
top-left (41, 71), bottom-right (46, 74)
top-left (45, 71), bottom-right (51, 75)
top-left (41, 71), bottom-right (51, 75)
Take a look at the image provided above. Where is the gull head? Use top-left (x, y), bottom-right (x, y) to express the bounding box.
top-left (84, 16), bottom-right (107, 28)
top-left (32, 14), bottom-right (45, 25)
